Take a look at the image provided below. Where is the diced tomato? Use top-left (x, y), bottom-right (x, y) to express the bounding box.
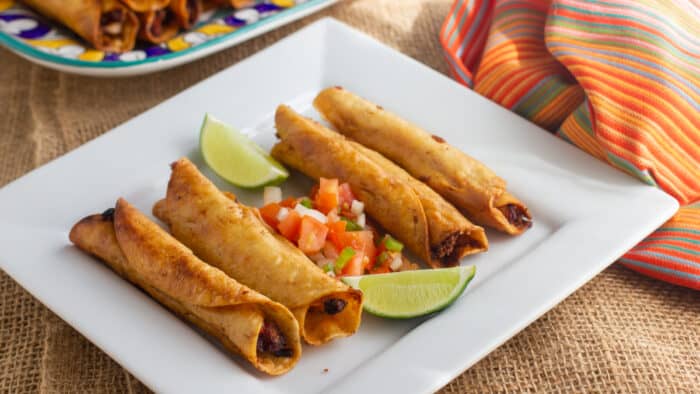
top-left (298, 216), bottom-right (329, 255)
top-left (279, 197), bottom-right (298, 209)
top-left (337, 230), bottom-right (376, 269)
top-left (259, 203), bottom-right (281, 227)
top-left (315, 178), bottom-right (339, 214)
top-left (277, 209), bottom-right (301, 242)
top-left (338, 182), bottom-right (355, 211)
top-left (327, 220), bottom-right (347, 250)
top-left (341, 253), bottom-right (365, 276)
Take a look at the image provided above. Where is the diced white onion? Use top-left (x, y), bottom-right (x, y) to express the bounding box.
top-left (326, 270), bottom-right (336, 278)
top-left (390, 255), bottom-right (403, 271)
top-left (276, 207), bottom-right (289, 222)
top-left (294, 204), bottom-right (328, 223)
top-left (263, 186), bottom-right (282, 205)
top-left (356, 213), bottom-right (366, 228)
top-left (350, 200), bottom-right (365, 215)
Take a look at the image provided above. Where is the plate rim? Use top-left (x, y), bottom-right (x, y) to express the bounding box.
top-left (0, 0), bottom-right (336, 74)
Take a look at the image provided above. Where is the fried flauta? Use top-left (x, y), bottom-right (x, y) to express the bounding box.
top-left (230, 0), bottom-right (259, 8)
top-left (153, 158), bottom-right (363, 346)
top-left (271, 105), bottom-right (487, 268)
top-left (69, 199), bottom-right (301, 375)
top-left (22, 0), bottom-right (139, 53)
top-left (170, 0), bottom-right (201, 29)
top-left (314, 87), bottom-right (532, 235)
top-left (121, 0), bottom-right (170, 12)
top-left (137, 7), bottom-right (179, 44)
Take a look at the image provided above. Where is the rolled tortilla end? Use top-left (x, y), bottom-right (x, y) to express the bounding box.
top-left (313, 87), bottom-right (532, 235)
top-left (292, 290), bottom-right (363, 346)
top-left (348, 141), bottom-right (488, 266)
top-left (493, 193), bottom-right (532, 234)
top-left (138, 8), bottom-right (179, 44)
top-left (69, 201), bottom-right (301, 375)
top-left (22, 0), bottom-right (139, 53)
top-left (153, 158), bottom-right (363, 345)
top-left (170, 0), bottom-right (201, 29)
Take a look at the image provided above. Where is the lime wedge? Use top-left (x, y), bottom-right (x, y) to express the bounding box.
top-left (199, 114), bottom-right (288, 188)
top-left (341, 265), bottom-right (476, 319)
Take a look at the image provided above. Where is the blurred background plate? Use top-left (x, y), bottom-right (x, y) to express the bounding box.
top-left (0, 0), bottom-right (336, 77)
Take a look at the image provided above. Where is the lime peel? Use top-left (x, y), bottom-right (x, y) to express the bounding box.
top-left (199, 114), bottom-right (288, 188)
top-left (341, 265), bottom-right (476, 319)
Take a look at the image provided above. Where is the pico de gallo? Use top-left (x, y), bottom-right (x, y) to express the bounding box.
top-left (258, 178), bottom-right (415, 277)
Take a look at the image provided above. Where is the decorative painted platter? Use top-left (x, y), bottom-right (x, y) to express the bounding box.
top-left (0, 0), bottom-right (336, 76)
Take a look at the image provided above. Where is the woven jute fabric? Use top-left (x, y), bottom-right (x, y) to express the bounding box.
top-left (0, 1), bottom-right (698, 392)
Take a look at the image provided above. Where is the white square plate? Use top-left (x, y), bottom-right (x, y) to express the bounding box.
top-left (0, 18), bottom-right (677, 394)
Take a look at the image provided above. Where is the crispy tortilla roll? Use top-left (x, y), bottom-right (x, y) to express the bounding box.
top-left (21, 0), bottom-right (139, 53)
top-left (314, 87), bottom-right (533, 235)
top-left (170, 0), bottom-right (201, 29)
top-left (121, 0), bottom-right (170, 12)
top-left (138, 7), bottom-right (179, 44)
top-left (69, 199), bottom-right (301, 375)
top-left (231, 0), bottom-right (258, 8)
top-left (153, 158), bottom-right (363, 346)
top-left (271, 105), bottom-right (487, 268)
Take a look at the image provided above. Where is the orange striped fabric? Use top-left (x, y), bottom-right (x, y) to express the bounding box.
top-left (440, 0), bottom-right (700, 289)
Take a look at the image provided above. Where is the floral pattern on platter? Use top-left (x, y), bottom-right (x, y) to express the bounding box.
top-left (0, 0), bottom-right (307, 64)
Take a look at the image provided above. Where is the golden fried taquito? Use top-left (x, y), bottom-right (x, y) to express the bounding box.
top-left (314, 87), bottom-right (532, 235)
top-left (231, 0), bottom-right (257, 8)
top-left (137, 7), bottom-right (179, 44)
top-left (271, 105), bottom-right (488, 268)
top-left (22, 0), bottom-right (139, 53)
top-left (69, 199), bottom-right (301, 375)
top-left (153, 158), bottom-right (363, 346)
top-left (121, 0), bottom-right (170, 12)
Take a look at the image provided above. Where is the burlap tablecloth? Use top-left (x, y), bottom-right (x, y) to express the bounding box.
top-left (1, 1), bottom-right (698, 392)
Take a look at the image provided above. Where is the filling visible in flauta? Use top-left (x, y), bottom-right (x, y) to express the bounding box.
top-left (257, 320), bottom-right (293, 358)
top-left (323, 298), bottom-right (347, 315)
top-left (100, 9), bottom-right (125, 37)
top-left (432, 231), bottom-right (478, 266)
top-left (150, 8), bottom-right (175, 37)
top-left (500, 204), bottom-right (532, 229)
top-left (186, 0), bottom-right (198, 24)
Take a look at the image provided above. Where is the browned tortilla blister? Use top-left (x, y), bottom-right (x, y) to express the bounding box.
top-left (313, 87), bottom-right (532, 235)
top-left (271, 105), bottom-right (487, 268)
top-left (69, 199), bottom-right (301, 375)
top-left (21, 0), bottom-right (139, 53)
top-left (153, 158), bottom-right (363, 346)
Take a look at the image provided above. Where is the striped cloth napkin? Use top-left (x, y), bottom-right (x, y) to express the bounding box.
top-left (440, 0), bottom-right (699, 289)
